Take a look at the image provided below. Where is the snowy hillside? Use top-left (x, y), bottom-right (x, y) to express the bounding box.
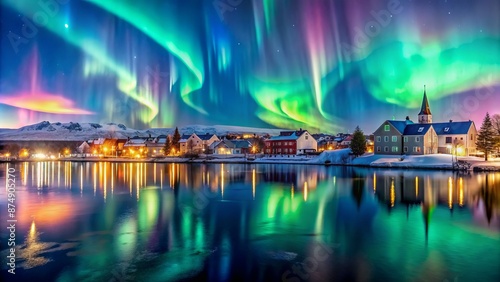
top-left (0, 121), bottom-right (285, 141)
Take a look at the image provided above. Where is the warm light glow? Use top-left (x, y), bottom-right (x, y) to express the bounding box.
top-left (304, 181), bottom-right (308, 201)
top-left (252, 168), bottom-right (256, 199)
top-left (415, 176), bottom-right (419, 197)
top-left (33, 153), bottom-right (47, 159)
top-left (459, 177), bottom-right (464, 207)
top-left (221, 163), bottom-right (225, 197)
top-left (390, 179), bottom-right (395, 207)
top-left (448, 177), bottom-right (453, 209)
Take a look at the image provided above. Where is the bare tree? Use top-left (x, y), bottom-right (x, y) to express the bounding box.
top-left (492, 114), bottom-right (500, 135)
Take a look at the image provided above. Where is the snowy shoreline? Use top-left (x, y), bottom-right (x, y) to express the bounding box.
top-left (2, 149), bottom-right (500, 171)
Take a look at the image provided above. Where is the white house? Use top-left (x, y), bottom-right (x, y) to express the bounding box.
top-left (433, 121), bottom-right (477, 156)
top-left (77, 141), bottom-right (91, 154)
top-left (179, 134), bottom-right (202, 154)
top-left (179, 133), bottom-right (219, 154)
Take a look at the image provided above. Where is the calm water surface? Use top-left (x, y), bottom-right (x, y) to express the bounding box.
top-left (0, 162), bottom-right (499, 282)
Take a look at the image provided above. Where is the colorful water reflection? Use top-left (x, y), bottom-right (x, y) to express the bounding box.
top-left (0, 162), bottom-right (499, 281)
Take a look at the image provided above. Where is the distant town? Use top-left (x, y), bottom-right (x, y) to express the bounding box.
top-left (0, 90), bottom-right (499, 162)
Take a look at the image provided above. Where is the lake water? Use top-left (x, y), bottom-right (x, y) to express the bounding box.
top-left (1, 162), bottom-right (499, 282)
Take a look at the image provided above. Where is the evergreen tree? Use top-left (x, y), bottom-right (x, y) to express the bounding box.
top-left (476, 112), bottom-right (499, 161)
top-left (172, 127), bottom-right (181, 151)
top-left (163, 135), bottom-right (172, 155)
top-left (350, 126), bottom-right (367, 157)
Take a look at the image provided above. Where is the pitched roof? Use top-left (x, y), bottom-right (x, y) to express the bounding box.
top-left (198, 133), bottom-right (217, 141)
top-left (403, 124), bottom-right (432, 135)
top-left (214, 140), bottom-right (252, 149)
top-left (279, 129), bottom-right (306, 137)
top-left (419, 87), bottom-right (432, 115)
top-left (179, 134), bottom-right (194, 142)
top-left (269, 132), bottom-right (299, 141)
top-left (387, 120), bottom-right (414, 134)
top-left (342, 135), bottom-right (353, 142)
top-left (432, 121), bottom-right (473, 135)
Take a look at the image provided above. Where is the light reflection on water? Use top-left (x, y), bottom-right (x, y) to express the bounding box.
top-left (0, 162), bottom-right (499, 281)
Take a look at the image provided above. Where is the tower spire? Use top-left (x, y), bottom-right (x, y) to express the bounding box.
top-left (418, 85), bottom-right (432, 123)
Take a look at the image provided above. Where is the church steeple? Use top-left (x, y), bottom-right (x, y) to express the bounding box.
top-left (418, 85), bottom-right (432, 124)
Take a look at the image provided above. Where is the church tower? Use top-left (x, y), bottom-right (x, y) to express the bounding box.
top-left (418, 85), bottom-right (432, 124)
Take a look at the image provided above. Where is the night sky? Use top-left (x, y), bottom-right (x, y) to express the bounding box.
top-left (1, 0), bottom-right (499, 133)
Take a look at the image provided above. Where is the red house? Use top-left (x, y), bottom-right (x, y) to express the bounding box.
top-left (264, 129), bottom-right (317, 155)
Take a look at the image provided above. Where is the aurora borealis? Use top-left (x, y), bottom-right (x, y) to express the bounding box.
top-left (1, 0), bottom-right (499, 132)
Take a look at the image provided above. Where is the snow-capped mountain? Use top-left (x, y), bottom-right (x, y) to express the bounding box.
top-left (0, 121), bottom-right (284, 141)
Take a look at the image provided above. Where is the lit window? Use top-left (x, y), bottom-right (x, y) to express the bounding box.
top-left (392, 146), bottom-right (398, 152)
top-left (384, 125), bottom-right (390, 131)
top-left (392, 136), bottom-right (397, 142)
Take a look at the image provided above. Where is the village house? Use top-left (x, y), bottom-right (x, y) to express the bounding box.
top-left (339, 135), bottom-right (353, 148)
top-left (212, 140), bottom-right (253, 154)
top-left (77, 141), bottom-right (91, 154)
top-left (179, 133), bottom-right (219, 154)
top-left (123, 136), bottom-right (148, 156)
top-left (373, 88), bottom-right (477, 156)
top-left (264, 129), bottom-right (317, 155)
top-left (144, 134), bottom-right (168, 156)
top-left (313, 134), bottom-right (337, 151)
